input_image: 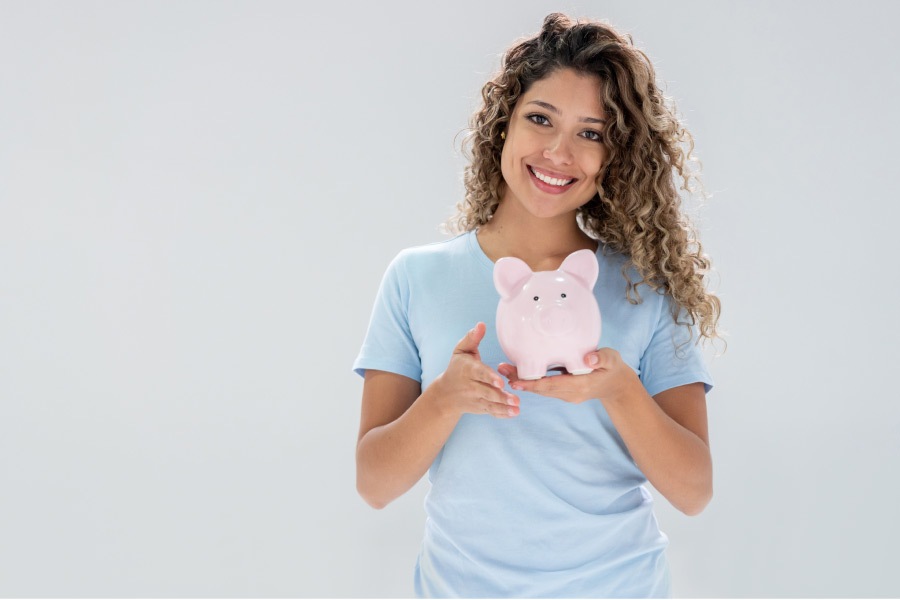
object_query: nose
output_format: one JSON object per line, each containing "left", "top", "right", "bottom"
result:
{"left": 537, "top": 304, "right": 576, "bottom": 336}
{"left": 543, "top": 134, "right": 574, "bottom": 165}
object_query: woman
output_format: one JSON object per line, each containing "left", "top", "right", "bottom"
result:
{"left": 353, "top": 12, "right": 723, "bottom": 598}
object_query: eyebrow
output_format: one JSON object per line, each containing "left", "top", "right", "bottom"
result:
{"left": 526, "top": 100, "right": 607, "bottom": 124}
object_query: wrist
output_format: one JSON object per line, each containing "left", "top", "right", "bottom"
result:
{"left": 422, "top": 375, "right": 463, "bottom": 422}
{"left": 602, "top": 368, "right": 645, "bottom": 408}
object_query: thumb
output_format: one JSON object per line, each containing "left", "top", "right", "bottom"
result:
{"left": 584, "top": 347, "right": 613, "bottom": 368}
{"left": 455, "top": 322, "right": 486, "bottom": 355}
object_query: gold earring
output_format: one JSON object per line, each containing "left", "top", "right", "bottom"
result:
{"left": 500, "top": 131, "right": 506, "bottom": 140}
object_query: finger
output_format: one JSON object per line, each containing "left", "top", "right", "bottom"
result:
{"left": 454, "top": 322, "right": 487, "bottom": 356}
{"left": 583, "top": 351, "right": 601, "bottom": 368}
{"left": 474, "top": 378, "right": 519, "bottom": 407}
{"left": 510, "top": 378, "right": 531, "bottom": 392}
{"left": 497, "top": 362, "right": 518, "bottom": 382}
{"left": 480, "top": 397, "right": 520, "bottom": 418}
{"left": 584, "top": 348, "right": 615, "bottom": 369}
{"left": 467, "top": 361, "right": 505, "bottom": 390}
{"left": 511, "top": 374, "right": 562, "bottom": 393}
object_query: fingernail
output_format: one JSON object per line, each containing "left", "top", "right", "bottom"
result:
{"left": 506, "top": 394, "right": 516, "bottom": 406}
{"left": 589, "top": 354, "right": 599, "bottom": 366}
{"left": 494, "top": 379, "right": 503, "bottom": 389}
{"left": 507, "top": 407, "right": 516, "bottom": 417}
{"left": 511, "top": 383, "right": 523, "bottom": 390}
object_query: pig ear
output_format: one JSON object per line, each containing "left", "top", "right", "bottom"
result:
{"left": 493, "top": 257, "right": 533, "bottom": 299}
{"left": 559, "top": 249, "right": 599, "bottom": 289}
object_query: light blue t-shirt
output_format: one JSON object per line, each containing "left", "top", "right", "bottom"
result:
{"left": 353, "top": 230, "right": 713, "bottom": 598}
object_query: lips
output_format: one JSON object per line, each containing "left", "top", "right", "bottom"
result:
{"left": 527, "top": 165, "right": 577, "bottom": 193}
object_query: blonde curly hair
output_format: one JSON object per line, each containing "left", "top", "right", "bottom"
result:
{"left": 443, "top": 12, "right": 724, "bottom": 349}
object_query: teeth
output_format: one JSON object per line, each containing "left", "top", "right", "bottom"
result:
{"left": 531, "top": 168, "right": 573, "bottom": 186}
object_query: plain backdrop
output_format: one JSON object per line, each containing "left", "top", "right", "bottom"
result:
{"left": 2, "top": 0, "right": 899, "bottom": 597}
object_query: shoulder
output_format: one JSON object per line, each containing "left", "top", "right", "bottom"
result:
{"left": 394, "top": 231, "right": 471, "bottom": 261}
{"left": 388, "top": 231, "right": 478, "bottom": 279}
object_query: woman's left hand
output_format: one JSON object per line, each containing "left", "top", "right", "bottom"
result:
{"left": 498, "top": 348, "right": 639, "bottom": 405}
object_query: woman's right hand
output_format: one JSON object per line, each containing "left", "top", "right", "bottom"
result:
{"left": 426, "top": 322, "right": 520, "bottom": 419}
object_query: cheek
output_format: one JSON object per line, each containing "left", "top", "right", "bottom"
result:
{"left": 578, "top": 153, "right": 605, "bottom": 187}
{"left": 500, "top": 139, "right": 516, "bottom": 168}
{"left": 500, "top": 141, "right": 528, "bottom": 184}
{"left": 585, "top": 149, "right": 606, "bottom": 175}
{"left": 499, "top": 148, "right": 513, "bottom": 185}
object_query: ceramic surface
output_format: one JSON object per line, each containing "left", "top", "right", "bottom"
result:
{"left": 493, "top": 249, "right": 602, "bottom": 380}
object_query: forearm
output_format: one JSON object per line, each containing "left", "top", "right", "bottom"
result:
{"left": 356, "top": 387, "right": 461, "bottom": 509}
{"left": 601, "top": 379, "right": 712, "bottom": 516}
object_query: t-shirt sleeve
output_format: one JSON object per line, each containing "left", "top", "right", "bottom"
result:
{"left": 352, "top": 253, "right": 422, "bottom": 382}
{"left": 638, "top": 294, "right": 714, "bottom": 398}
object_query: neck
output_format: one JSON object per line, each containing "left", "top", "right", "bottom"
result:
{"left": 476, "top": 199, "right": 598, "bottom": 269}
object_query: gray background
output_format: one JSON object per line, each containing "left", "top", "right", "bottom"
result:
{"left": 2, "top": 0, "right": 898, "bottom": 597}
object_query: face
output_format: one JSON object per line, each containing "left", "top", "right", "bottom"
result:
{"left": 499, "top": 68, "right": 608, "bottom": 222}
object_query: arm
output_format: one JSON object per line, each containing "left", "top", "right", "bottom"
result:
{"left": 356, "top": 323, "right": 520, "bottom": 509}
{"left": 600, "top": 378, "right": 712, "bottom": 516}
{"left": 355, "top": 369, "right": 460, "bottom": 509}
{"left": 500, "top": 349, "right": 712, "bottom": 516}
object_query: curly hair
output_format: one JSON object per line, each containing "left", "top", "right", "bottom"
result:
{"left": 442, "top": 12, "right": 724, "bottom": 349}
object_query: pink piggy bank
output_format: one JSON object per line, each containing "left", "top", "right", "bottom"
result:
{"left": 494, "top": 249, "right": 601, "bottom": 380}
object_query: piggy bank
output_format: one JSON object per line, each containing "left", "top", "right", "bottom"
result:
{"left": 493, "top": 249, "right": 601, "bottom": 380}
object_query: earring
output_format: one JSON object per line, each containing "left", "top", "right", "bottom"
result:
{"left": 500, "top": 131, "right": 506, "bottom": 140}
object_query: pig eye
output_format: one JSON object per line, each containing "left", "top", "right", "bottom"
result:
{"left": 561, "top": 293, "right": 567, "bottom": 298}
{"left": 533, "top": 296, "right": 539, "bottom": 301}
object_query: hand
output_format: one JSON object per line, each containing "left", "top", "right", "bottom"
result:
{"left": 498, "top": 348, "right": 639, "bottom": 405}
{"left": 428, "top": 322, "right": 520, "bottom": 419}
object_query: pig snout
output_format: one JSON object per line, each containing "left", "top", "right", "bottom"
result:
{"left": 536, "top": 303, "right": 576, "bottom": 336}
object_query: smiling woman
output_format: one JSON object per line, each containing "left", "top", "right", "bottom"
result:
{"left": 353, "top": 11, "right": 724, "bottom": 598}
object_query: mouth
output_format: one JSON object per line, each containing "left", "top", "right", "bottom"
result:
{"left": 527, "top": 165, "right": 577, "bottom": 194}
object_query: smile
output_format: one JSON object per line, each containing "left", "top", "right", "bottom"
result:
{"left": 528, "top": 166, "right": 577, "bottom": 193}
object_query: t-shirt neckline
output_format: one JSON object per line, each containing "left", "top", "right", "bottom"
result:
{"left": 467, "top": 228, "right": 496, "bottom": 272}
{"left": 466, "top": 228, "right": 602, "bottom": 273}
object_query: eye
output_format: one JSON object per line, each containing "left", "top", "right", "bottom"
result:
{"left": 526, "top": 113, "right": 550, "bottom": 126}
{"left": 581, "top": 130, "right": 603, "bottom": 142}
{"left": 533, "top": 296, "right": 539, "bottom": 301}
{"left": 560, "top": 293, "right": 566, "bottom": 298}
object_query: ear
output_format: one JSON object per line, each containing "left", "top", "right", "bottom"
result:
{"left": 493, "top": 257, "right": 533, "bottom": 299}
{"left": 558, "top": 249, "right": 599, "bottom": 289}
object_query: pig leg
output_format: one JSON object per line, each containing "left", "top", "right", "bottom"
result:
{"left": 517, "top": 359, "right": 547, "bottom": 381}
{"left": 565, "top": 356, "right": 593, "bottom": 376}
